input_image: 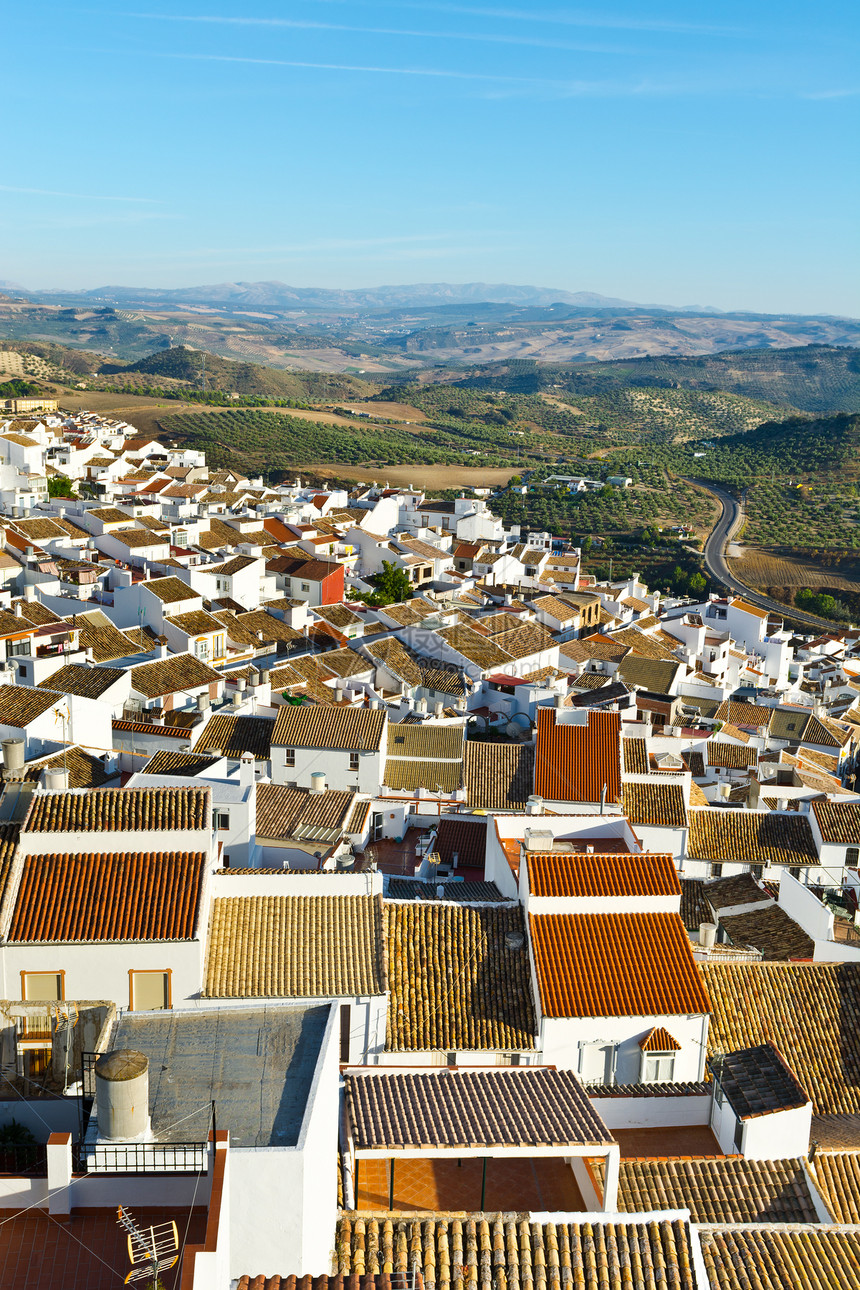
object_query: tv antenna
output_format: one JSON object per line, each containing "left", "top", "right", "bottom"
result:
{"left": 116, "top": 1206, "right": 180, "bottom": 1285}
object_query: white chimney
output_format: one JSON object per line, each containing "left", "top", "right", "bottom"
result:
{"left": 239, "top": 752, "right": 254, "bottom": 788}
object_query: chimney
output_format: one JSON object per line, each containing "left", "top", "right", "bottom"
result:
{"left": 239, "top": 752, "right": 255, "bottom": 788}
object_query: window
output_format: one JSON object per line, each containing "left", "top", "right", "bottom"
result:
{"left": 284, "top": 748, "right": 296, "bottom": 768}
{"left": 129, "top": 970, "right": 171, "bottom": 1011}
{"left": 196, "top": 640, "right": 210, "bottom": 660}
{"left": 301, "top": 582, "right": 310, "bottom": 593}
{"left": 847, "top": 848, "right": 859, "bottom": 868}
{"left": 21, "top": 971, "right": 64, "bottom": 1002}
{"left": 213, "top": 809, "right": 230, "bottom": 831}
{"left": 733, "top": 1117, "right": 744, "bottom": 1152}
{"left": 446, "top": 1051, "right": 457, "bottom": 1067}
{"left": 349, "top": 751, "right": 360, "bottom": 771}
{"left": 643, "top": 1052, "right": 676, "bottom": 1083}
{"left": 17, "top": 665, "right": 26, "bottom": 678}
{"left": 7, "top": 640, "right": 30, "bottom": 658}
{"left": 711, "top": 863, "right": 723, "bottom": 878}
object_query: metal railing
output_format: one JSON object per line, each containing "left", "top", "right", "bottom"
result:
{"left": 0, "top": 1143, "right": 47, "bottom": 1176}
{"left": 77, "top": 1141, "right": 208, "bottom": 1175}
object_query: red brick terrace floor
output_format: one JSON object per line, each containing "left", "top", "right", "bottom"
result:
{"left": 0, "top": 1207, "right": 207, "bottom": 1289}
{"left": 356, "top": 1157, "right": 586, "bottom": 1213}
{"left": 367, "top": 829, "right": 484, "bottom": 883}
{"left": 612, "top": 1126, "right": 723, "bottom": 1158}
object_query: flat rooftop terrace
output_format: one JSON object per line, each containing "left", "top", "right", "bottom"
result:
{"left": 112, "top": 1002, "right": 331, "bottom": 1148}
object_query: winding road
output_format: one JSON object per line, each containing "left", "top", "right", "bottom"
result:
{"left": 685, "top": 478, "right": 837, "bottom": 631}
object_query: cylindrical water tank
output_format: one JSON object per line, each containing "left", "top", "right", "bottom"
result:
{"left": 310, "top": 771, "right": 327, "bottom": 794}
{"left": 2, "top": 739, "right": 24, "bottom": 773}
{"left": 44, "top": 766, "right": 69, "bottom": 792}
{"left": 95, "top": 1050, "right": 149, "bottom": 1141}
{"left": 197, "top": 693, "right": 210, "bottom": 713}
{"left": 699, "top": 922, "right": 717, "bottom": 950}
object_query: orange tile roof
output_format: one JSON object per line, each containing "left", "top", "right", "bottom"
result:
{"left": 526, "top": 852, "right": 680, "bottom": 899}
{"left": 639, "top": 1025, "right": 681, "bottom": 1052}
{"left": 529, "top": 912, "right": 711, "bottom": 1018}
{"left": 8, "top": 851, "right": 205, "bottom": 942}
{"left": 534, "top": 707, "right": 621, "bottom": 803}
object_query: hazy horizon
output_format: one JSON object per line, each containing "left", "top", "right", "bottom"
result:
{"left": 4, "top": 1, "right": 858, "bottom": 316}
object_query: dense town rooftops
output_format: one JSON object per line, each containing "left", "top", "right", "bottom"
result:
{"left": 37, "top": 663, "right": 124, "bottom": 699}
{"left": 463, "top": 741, "right": 534, "bottom": 810}
{"left": 529, "top": 911, "right": 711, "bottom": 1018}
{"left": 0, "top": 685, "right": 62, "bottom": 728}
{"left": 601, "top": 1155, "right": 818, "bottom": 1225}
{"left": 255, "top": 783, "right": 359, "bottom": 841}
{"left": 700, "top": 1229, "right": 860, "bottom": 1290}
{"left": 811, "top": 799, "right": 860, "bottom": 845}
{"left": 130, "top": 653, "right": 221, "bottom": 698}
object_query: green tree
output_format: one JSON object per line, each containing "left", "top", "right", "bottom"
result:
{"left": 47, "top": 475, "right": 75, "bottom": 498}
{"left": 688, "top": 572, "right": 707, "bottom": 595}
{"left": 367, "top": 561, "right": 413, "bottom": 606}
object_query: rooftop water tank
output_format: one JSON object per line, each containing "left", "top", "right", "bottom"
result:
{"left": 95, "top": 1050, "right": 150, "bottom": 1141}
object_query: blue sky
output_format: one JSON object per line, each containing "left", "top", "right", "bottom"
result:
{"left": 3, "top": 1, "right": 858, "bottom": 313}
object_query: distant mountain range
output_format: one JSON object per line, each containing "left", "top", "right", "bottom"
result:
{"left": 9, "top": 279, "right": 730, "bottom": 314}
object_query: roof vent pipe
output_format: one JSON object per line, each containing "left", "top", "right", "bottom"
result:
{"left": 600, "top": 783, "right": 607, "bottom": 815}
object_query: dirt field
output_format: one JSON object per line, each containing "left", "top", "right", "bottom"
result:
{"left": 309, "top": 464, "right": 516, "bottom": 490}
{"left": 338, "top": 401, "right": 427, "bottom": 422}
{"left": 728, "top": 546, "right": 860, "bottom": 593}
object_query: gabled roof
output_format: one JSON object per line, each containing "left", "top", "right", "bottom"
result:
{"left": 0, "top": 685, "right": 62, "bottom": 728}
{"left": 713, "top": 1042, "right": 809, "bottom": 1119}
{"left": 17, "top": 745, "right": 114, "bottom": 790}
{"left": 622, "top": 782, "right": 688, "bottom": 829}
{"left": 193, "top": 714, "right": 275, "bottom": 760}
{"left": 71, "top": 610, "right": 151, "bottom": 662}
{"left": 205, "top": 895, "right": 386, "bottom": 997}
{"left": 143, "top": 575, "right": 197, "bottom": 603}
{"left": 437, "top": 623, "right": 513, "bottom": 669}
{"left": 527, "top": 852, "right": 680, "bottom": 899}
{"left": 700, "top": 1229, "right": 860, "bottom": 1290}
{"left": 37, "top": 663, "right": 124, "bottom": 699}
{"left": 534, "top": 708, "right": 621, "bottom": 804}
{"left": 272, "top": 704, "right": 385, "bottom": 752}
{"left": 529, "top": 911, "right": 711, "bottom": 1018}
{"left": 714, "top": 698, "right": 772, "bottom": 727}
{"left": 811, "top": 799, "right": 860, "bottom": 845}
{"left": 7, "top": 851, "right": 205, "bottom": 942}
{"left": 255, "top": 783, "right": 358, "bottom": 842}
{"left": 130, "top": 653, "right": 221, "bottom": 699}
{"left": 605, "top": 1155, "right": 818, "bottom": 1225}
{"left": 463, "top": 742, "right": 534, "bottom": 810}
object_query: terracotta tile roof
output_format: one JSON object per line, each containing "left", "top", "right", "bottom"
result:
{"left": 346, "top": 1067, "right": 613, "bottom": 1151}
{"left": 701, "top": 962, "right": 860, "bottom": 1114}
{"left": 204, "top": 895, "right": 386, "bottom": 997}
{"left": 534, "top": 708, "right": 621, "bottom": 804}
{"left": 623, "top": 738, "right": 648, "bottom": 774}
{"left": 233, "top": 610, "right": 302, "bottom": 645}
{"left": 334, "top": 1216, "right": 697, "bottom": 1290}
{"left": 618, "top": 656, "right": 681, "bottom": 693}
{"left": 413, "top": 654, "right": 468, "bottom": 696}
{"left": 714, "top": 1041, "right": 810, "bottom": 1119}
{"left": 491, "top": 623, "right": 556, "bottom": 660}
{"left": 706, "top": 741, "right": 759, "bottom": 769}
{"left": 382, "top": 758, "right": 463, "bottom": 792}
{"left": 88, "top": 506, "right": 133, "bottom": 524}
{"left": 272, "top": 704, "right": 385, "bottom": 751}
{"left": 532, "top": 593, "right": 580, "bottom": 623}
{"left": 639, "top": 1025, "right": 681, "bottom": 1051}
{"left": 577, "top": 632, "right": 629, "bottom": 663}
{"left": 385, "top": 723, "right": 464, "bottom": 761}
{"left": 13, "top": 599, "right": 63, "bottom": 626}
{"left": 719, "top": 722, "right": 752, "bottom": 743}
{"left": 143, "top": 575, "right": 197, "bottom": 603}
{"left": 688, "top": 809, "right": 818, "bottom": 866}
{"left": 530, "top": 912, "right": 711, "bottom": 1018}
{"left": 8, "top": 851, "right": 204, "bottom": 942}
{"left": 255, "top": 783, "right": 358, "bottom": 841}
{"left": 0, "top": 685, "right": 62, "bottom": 727}
{"left": 714, "top": 698, "right": 771, "bottom": 726}
{"left": 364, "top": 636, "right": 423, "bottom": 687}
{"left": 143, "top": 750, "right": 221, "bottom": 776}
{"left": 437, "top": 624, "right": 513, "bottom": 670}
{"left": 314, "top": 648, "right": 370, "bottom": 679}
{"left": 165, "top": 609, "right": 225, "bottom": 636}
{"left": 605, "top": 1156, "right": 818, "bottom": 1224}
{"left": 689, "top": 781, "right": 709, "bottom": 806}
{"left": 705, "top": 873, "right": 769, "bottom": 911}
{"left": 463, "top": 742, "right": 534, "bottom": 810}
{"left": 720, "top": 906, "right": 815, "bottom": 960}
{"left": 193, "top": 714, "right": 275, "bottom": 760}
{"left": 37, "top": 663, "right": 124, "bottom": 699}
{"left": 680, "top": 878, "right": 709, "bottom": 930}
{"left": 527, "top": 852, "right": 680, "bottom": 899}
{"left": 700, "top": 1228, "right": 860, "bottom": 1290}
{"left": 810, "top": 1151, "right": 860, "bottom": 1222}
{"left": 71, "top": 611, "right": 151, "bottom": 661}
{"left": 0, "top": 821, "right": 20, "bottom": 912}
{"left": 612, "top": 627, "right": 679, "bottom": 662}
{"left": 434, "top": 817, "right": 486, "bottom": 870}
{"left": 811, "top": 799, "right": 860, "bottom": 845}
{"left": 386, "top": 879, "right": 505, "bottom": 903}
{"left": 17, "top": 745, "right": 114, "bottom": 789}
{"left": 22, "top": 785, "right": 210, "bottom": 833}
{"left": 113, "top": 526, "right": 169, "bottom": 549}
{"left": 622, "top": 782, "right": 688, "bottom": 829}
{"left": 384, "top": 902, "right": 536, "bottom": 1051}
{"left": 682, "top": 750, "right": 706, "bottom": 778}
{"left": 130, "top": 653, "right": 221, "bottom": 699}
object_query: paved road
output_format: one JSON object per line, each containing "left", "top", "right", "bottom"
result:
{"left": 685, "top": 477, "right": 837, "bottom": 631}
